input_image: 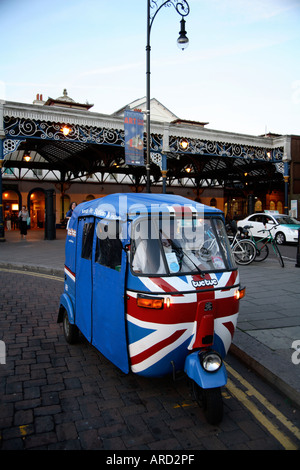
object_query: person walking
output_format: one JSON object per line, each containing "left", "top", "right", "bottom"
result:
{"left": 5, "top": 214, "right": 11, "bottom": 231}
{"left": 18, "top": 206, "right": 29, "bottom": 240}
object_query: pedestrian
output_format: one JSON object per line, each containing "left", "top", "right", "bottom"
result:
{"left": 66, "top": 202, "right": 77, "bottom": 229}
{"left": 18, "top": 205, "right": 29, "bottom": 240}
{"left": 12, "top": 212, "right": 18, "bottom": 230}
{"left": 5, "top": 213, "right": 11, "bottom": 231}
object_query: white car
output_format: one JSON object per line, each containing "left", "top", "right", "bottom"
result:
{"left": 237, "top": 212, "right": 300, "bottom": 245}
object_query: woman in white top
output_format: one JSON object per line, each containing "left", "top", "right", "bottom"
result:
{"left": 18, "top": 206, "right": 29, "bottom": 239}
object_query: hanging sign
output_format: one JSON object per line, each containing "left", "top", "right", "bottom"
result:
{"left": 124, "top": 109, "right": 144, "bottom": 166}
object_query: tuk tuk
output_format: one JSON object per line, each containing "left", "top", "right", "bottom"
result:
{"left": 58, "top": 193, "right": 244, "bottom": 424}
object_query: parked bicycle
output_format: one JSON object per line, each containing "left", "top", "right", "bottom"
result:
{"left": 244, "top": 224, "right": 284, "bottom": 267}
{"left": 226, "top": 227, "right": 256, "bottom": 265}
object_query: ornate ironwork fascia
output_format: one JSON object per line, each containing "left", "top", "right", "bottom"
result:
{"left": 3, "top": 115, "right": 285, "bottom": 165}
{"left": 168, "top": 136, "right": 284, "bottom": 162}
{"left": 4, "top": 116, "right": 125, "bottom": 147}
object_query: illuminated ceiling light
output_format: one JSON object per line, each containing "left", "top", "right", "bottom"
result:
{"left": 185, "top": 167, "right": 191, "bottom": 173}
{"left": 179, "top": 138, "right": 189, "bottom": 150}
{"left": 61, "top": 125, "right": 71, "bottom": 136}
{"left": 23, "top": 152, "right": 31, "bottom": 162}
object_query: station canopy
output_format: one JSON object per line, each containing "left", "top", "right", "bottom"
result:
{"left": 1, "top": 91, "right": 287, "bottom": 192}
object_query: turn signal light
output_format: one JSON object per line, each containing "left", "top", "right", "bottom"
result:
{"left": 234, "top": 287, "right": 246, "bottom": 300}
{"left": 137, "top": 295, "right": 164, "bottom": 309}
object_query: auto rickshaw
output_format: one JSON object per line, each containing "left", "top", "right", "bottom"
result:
{"left": 58, "top": 193, "right": 245, "bottom": 424}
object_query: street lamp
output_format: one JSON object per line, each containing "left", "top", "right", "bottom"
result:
{"left": 146, "top": 0, "right": 190, "bottom": 193}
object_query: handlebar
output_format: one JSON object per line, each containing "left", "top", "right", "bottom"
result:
{"left": 258, "top": 223, "right": 281, "bottom": 233}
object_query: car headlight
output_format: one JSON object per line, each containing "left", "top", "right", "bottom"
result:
{"left": 199, "top": 351, "right": 222, "bottom": 372}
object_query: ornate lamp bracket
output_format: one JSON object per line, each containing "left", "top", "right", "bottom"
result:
{"left": 149, "top": 0, "right": 190, "bottom": 31}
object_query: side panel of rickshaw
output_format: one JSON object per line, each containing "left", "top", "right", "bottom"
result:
{"left": 92, "top": 241, "right": 129, "bottom": 373}
{"left": 62, "top": 214, "right": 129, "bottom": 373}
{"left": 75, "top": 217, "right": 94, "bottom": 342}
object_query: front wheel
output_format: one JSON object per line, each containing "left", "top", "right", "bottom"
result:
{"left": 273, "top": 242, "right": 284, "bottom": 268}
{"left": 192, "top": 382, "right": 223, "bottom": 424}
{"left": 202, "top": 387, "right": 223, "bottom": 425}
{"left": 232, "top": 240, "right": 256, "bottom": 265}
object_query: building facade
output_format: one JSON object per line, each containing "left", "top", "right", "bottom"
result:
{"left": 0, "top": 90, "right": 298, "bottom": 237}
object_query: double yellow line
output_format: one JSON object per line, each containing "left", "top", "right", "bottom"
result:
{"left": 226, "top": 364, "right": 300, "bottom": 450}
{"left": 0, "top": 267, "right": 64, "bottom": 282}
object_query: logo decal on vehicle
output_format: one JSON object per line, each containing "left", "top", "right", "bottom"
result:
{"left": 191, "top": 278, "right": 218, "bottom": 288}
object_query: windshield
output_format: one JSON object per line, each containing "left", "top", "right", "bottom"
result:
{"left": 274, "top": 216, "right": 300, "bottom": 225}
{"left": 131, "top": 216, "right": 236, "bottom": 276}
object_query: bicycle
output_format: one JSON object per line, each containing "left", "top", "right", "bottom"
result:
{"left": 203, "top": 225, "right": 255, "bottom": 266}
{"left": 244, "top": 224, "right": 284, "bottom": 267}
{"left": 227, "top": 227, "right": 256, "bottom": 265}
{"left": 242, "top": 224, "right": 269, "bottom": 262}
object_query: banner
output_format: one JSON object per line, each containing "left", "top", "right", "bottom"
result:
{"left": 124, "top": 109, "right": 144, "bottom": 166}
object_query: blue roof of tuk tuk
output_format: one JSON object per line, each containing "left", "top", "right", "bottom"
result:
{"left": 71, "top": 193, "right": 223, "bottom": 221}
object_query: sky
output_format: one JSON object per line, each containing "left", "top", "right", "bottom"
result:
{"left": 1, "top": 0, "right": 300, "bottom": 137}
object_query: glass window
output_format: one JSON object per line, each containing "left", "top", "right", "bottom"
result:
{"left": 81, "top": 222, "right": 95, "bottom": 260}
{"left": 131, "top": 216, "right": 235, "bottom": 276}
{"left": 131, "top": 218, "right": 167, "bottom": 275}
{"left": 95, "top": 221, "right": 122, "bottom": 270}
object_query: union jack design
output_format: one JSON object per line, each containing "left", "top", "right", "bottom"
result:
{"left": 126, "top": 270, "right": 240, "bottom": 377}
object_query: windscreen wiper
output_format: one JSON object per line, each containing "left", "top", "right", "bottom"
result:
{"left": 166, "top": 236, "right": 205, "bottom": 277}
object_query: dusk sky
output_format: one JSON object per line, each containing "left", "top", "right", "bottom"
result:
{"left": 1, "top": 0, "right": 300, "bottom": 136}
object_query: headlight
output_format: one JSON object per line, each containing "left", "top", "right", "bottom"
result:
{"left": 199, "top": 351, "right": 222, "bottom": 372}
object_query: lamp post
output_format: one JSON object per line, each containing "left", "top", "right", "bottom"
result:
{"left": 146, "top": 0, "right": 190, "bottom": 193}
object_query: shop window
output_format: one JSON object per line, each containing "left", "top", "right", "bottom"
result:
{"left": 81, "top": 222, "right": 95, "bottom": 260}
{"left": 254, "top": 199, "right": 262, "bottom": 212}
{"left": 270, "top": 201, "right": 275, "bottom": 211}
{"left": 210, "top": 198, "right": 217, "bottom": 208}
{"left": 277, "top": 201, "right": 283, "bottom": 213}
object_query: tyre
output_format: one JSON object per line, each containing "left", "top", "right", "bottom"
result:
{"left": 202, "top": 387, "right": 223, "bottom": 425}
{"left": 232, "top": 240, "right": 256, "bottom": 265}
{"left": 63, "top": 310, "right": 79, "bottom": 344}
{"left": 192, "top": 382, "right": 223, "bottom": 425}
{"left": 275, "top": 232, "right": 285, "bottom": 245}
{"left": 254, "top": 242, "right": 269, "bottom": 262}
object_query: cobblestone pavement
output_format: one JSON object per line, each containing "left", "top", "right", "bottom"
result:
{"left": 0, "top": 270, "right": 298, "bottom": 451}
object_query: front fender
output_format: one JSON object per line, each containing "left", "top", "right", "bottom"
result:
{"left": 57, "top": 293, "right": 75, "bottom": 324}
{"left": 184, "top": 351, "right": 227, "bottom": 389}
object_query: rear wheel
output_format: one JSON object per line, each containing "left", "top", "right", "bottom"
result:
{"left": 63, "top": 310, "right": 79, "bottom": 344}
{"left": 275, "top": 232, "right": 285, "bottom": 245}
{"left": 232, "top": 240, "right": 256, "bottom": 265}
{"left": 254, "top": 242, "right": 269, "bottom": 262}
